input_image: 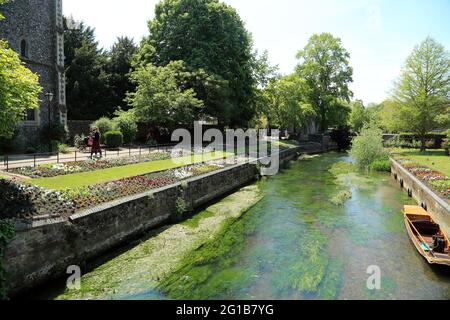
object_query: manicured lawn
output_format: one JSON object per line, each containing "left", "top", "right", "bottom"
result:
{"left": 32, "top": 151, "right": 230, "bottom": 190}
{"left": 392, "top": 149, "right": 450, "bottom": 176}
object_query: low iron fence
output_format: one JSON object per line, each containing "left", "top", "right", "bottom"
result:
{"left": 1, "top": 144, "right": 180, "bottom": 172}
{"left": 0, "top": 142, "right": 270, "bottom": 172}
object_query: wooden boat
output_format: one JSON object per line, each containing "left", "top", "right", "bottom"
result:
{"left": 403, "top": 205, "right": 450, "bottom": 266}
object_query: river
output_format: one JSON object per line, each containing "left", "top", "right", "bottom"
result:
{"left": 52, "top": 153, "right": 450, "bottom": 300}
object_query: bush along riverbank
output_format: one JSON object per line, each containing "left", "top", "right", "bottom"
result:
{"left": 56, "top": 185, "right": 263, "bottom": 300}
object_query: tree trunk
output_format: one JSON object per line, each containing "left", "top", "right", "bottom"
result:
{"left": 420, "top": 136, "right": 426, "bottom": 152}
{"left": 320, "top": 113, "right": 327, "bottom": 134}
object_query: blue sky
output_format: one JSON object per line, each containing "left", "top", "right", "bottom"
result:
{"left": 64, "top": 0, "right": 450, "bottom": 104}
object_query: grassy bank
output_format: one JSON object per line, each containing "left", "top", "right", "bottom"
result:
{"left": 32, "top": 151, "right": 230, "bottom": 190}
{"left": 392, "top": 149, "right": 449, "bottom": 176}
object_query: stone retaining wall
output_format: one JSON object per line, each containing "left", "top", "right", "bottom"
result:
{"left": 390, "top": 158, "right": 450, "bottom": 236}
{"left": 5, "top": 147, "right": 304, "bottom": 296}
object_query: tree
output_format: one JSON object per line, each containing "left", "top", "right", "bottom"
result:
{"left": 350, "top": 122, "right": 385, "bottom": 172}
{"left": 104, "top": 37, "right": 138, "bottom": 112}
{"left": 127, "top": 61, "right": 204, "bottom": 128}
{"left": 261, "top": 74, "right": 314, "bottom": 131}
{"left": 391, "top": 37, "right": 450, "bottom": 151}
{"left": 0, "top": 0, "right": 6, "bottom": 20}
{"left": 137, "top": 0, "right": 256, "bottom": 126}
{"left": 296, "top": 33, "right": 353, "bottom": 132}
{"left": 112, "top": 109, "right": 138, "bottom": 144}
{"left": 349, "top": 100, "right": 369, "bottom": 133}
{"left": 64, "top": 17, "right": 112, "bottom": 120}
{"left": 0, "top": 3, "right": 42, "bottom": 139}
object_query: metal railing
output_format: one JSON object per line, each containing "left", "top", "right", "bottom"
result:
{"left": 0, "top": 141, "right": 281, "bottom": 172}
{"left": 1, "top": 144, "right": 179, "bottom": 171}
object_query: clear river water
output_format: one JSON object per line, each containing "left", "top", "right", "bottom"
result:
{"left": 50, "top": 153, "right": 450, "bottom": 300}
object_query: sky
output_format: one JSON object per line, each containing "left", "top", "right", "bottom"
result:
{"left": 63, "top": 0, "right": 450, "bottom": 105}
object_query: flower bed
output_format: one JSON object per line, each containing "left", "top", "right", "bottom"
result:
{"left": 10, "top": 152, "right": 173, "bottom": 178}
{"left": 395, "top": 157, "right": 450, "bottom": 199}
{"left": 0, "top": 163, "right": 226, "bottom": 220}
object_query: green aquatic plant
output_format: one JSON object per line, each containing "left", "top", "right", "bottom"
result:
{"left": 316, "top": 257, "right": 344, "bottom": 300}
{"left": 330, "top": 190, "right": 352, "bottom": 206}
{"left": 159, "top": 202, "right": 265, "bottom": 299}
{"left": 272, "top": 228, "right": 329, "bottom": 294}
{"left": 328, "top": 161, "right": 355, "bottom": 176}
{"left": 364, "top": 275, "right": 396, "bottom": 300}
{"left": 369, "top": 157, "right": 391, "bottom": 172}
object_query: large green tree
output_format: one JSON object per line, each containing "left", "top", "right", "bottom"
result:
{"left": 127, "top": 61, "right": 204, "bottom": 128}
{"left": 296, "top": 33, "right": 353, "bottom": 132}
{"left": 262, "top": 74, "right": 313, "bottom": 131}
{"left": 137, "top": 0, "right": 256, "bottom": 126}
{"left": 0, "top": 1, "right": 42, "bottom": 139}
{"left": 64, "top": 18, "right": 112, "bottom": 120}
{"left": 349, "top": 100, "right": 369, "bottom": 133}
{"left": 391, "top": 37, "right": 450, "bottom": 151}
{"left": 104, "top": 37, "right": 138, "bottom": 112}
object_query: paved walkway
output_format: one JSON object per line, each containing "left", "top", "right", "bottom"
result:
{"left": 0, "top": 146, "right": 176, "bottom": 171}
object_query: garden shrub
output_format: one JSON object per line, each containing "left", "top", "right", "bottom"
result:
{"left": 57, "top": 143, "right": 70, "bottom": 154}
{"left": 91, "top": 118, "right": 114, "bottom": 143}
{"left": 369, "top": 157, "right": 391, "bottom": 172}
{"left": 399, "top": 133, "right": 446, "bottom": 149}
{"left": 104, "top": 131, "right": 123, "bottom": 149}
{"left": 350, "top": 123, "right": 386, "bottom": 172}
{"left": 112, "top": 110, "right": 138, "bottom": 145}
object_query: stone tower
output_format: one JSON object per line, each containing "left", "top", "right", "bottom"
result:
{"left": 0, "top": 0, "right": 67, "bottom": 139}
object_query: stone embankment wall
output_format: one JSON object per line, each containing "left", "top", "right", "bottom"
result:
{"left": 390, "top": 158, "right": 450, "bottom": 236}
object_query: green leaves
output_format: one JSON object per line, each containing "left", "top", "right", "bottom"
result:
{"left": 138, "top": 0, "right": 256, "bottom": 126}
{"left": 261, "top": 74, "right": 314, "bottom": 130}
{"left": 0, "top": 40, "right": 41, "bottom": 139}
{"left": 391, "top": 37, "right": 450, "bottom": 150}
{"left": 350, "top": 122, "right": 386, "bottom": 172}
{"left": 296, "top": 33, "right": 353, "bottom": 132}
{"left": 128, "top": 61, "right": 204, "bottom": 127}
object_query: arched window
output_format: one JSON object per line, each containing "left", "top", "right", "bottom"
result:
{"left": 20, "top": 39, "right": 28, "bottom": 58}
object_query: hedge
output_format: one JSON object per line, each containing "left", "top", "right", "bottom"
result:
{"left": 398, "top": 133, "right": 446, "bottom": 149}
{"left": 104, "top": 131, "right": 123, "bottom": 149}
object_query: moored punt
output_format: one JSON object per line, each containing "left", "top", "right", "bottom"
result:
{"left": 403, "top": 205, "right": 450, "bottom": 266}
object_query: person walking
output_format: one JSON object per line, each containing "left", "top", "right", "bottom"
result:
{"left": 90, "top": 127, "right": 103, "bottom": 158}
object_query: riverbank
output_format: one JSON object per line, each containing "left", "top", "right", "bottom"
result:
{"left": 49, "top": 153, "right": 450, "bottom": 300}
{"left": 4, "top": 146, "right": 305, "bottom": 297}
{"left": 57, "top": 185, "right": 263, "bottom": 299}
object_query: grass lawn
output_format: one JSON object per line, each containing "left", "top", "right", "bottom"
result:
{"left": 392, "top": 149, "right": 450, "bottom": 176}
{"left": 32, "top": 151, "right": 230, "bottom": 190}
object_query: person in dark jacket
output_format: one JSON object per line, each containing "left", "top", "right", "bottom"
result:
{"left": 90, "top": 128, "right": 103, "bottom": 158}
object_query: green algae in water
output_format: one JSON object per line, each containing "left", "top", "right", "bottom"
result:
{"left": 159, "top": 205, "right": 264, "bottom": 299}
{"left": 316, "top": 257, "right": 344, "bottom": 300}
{"left": 363, "top": 275, "right": 396, "bottom": 300}
{"left": 56, "top": 185, "right": 263, "bottom": 300}
{"left": 271, "top": 228, "right": 328, "bottom": 295}
{"left": 51, "top": 153, "right": 450, "bottom": 300}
